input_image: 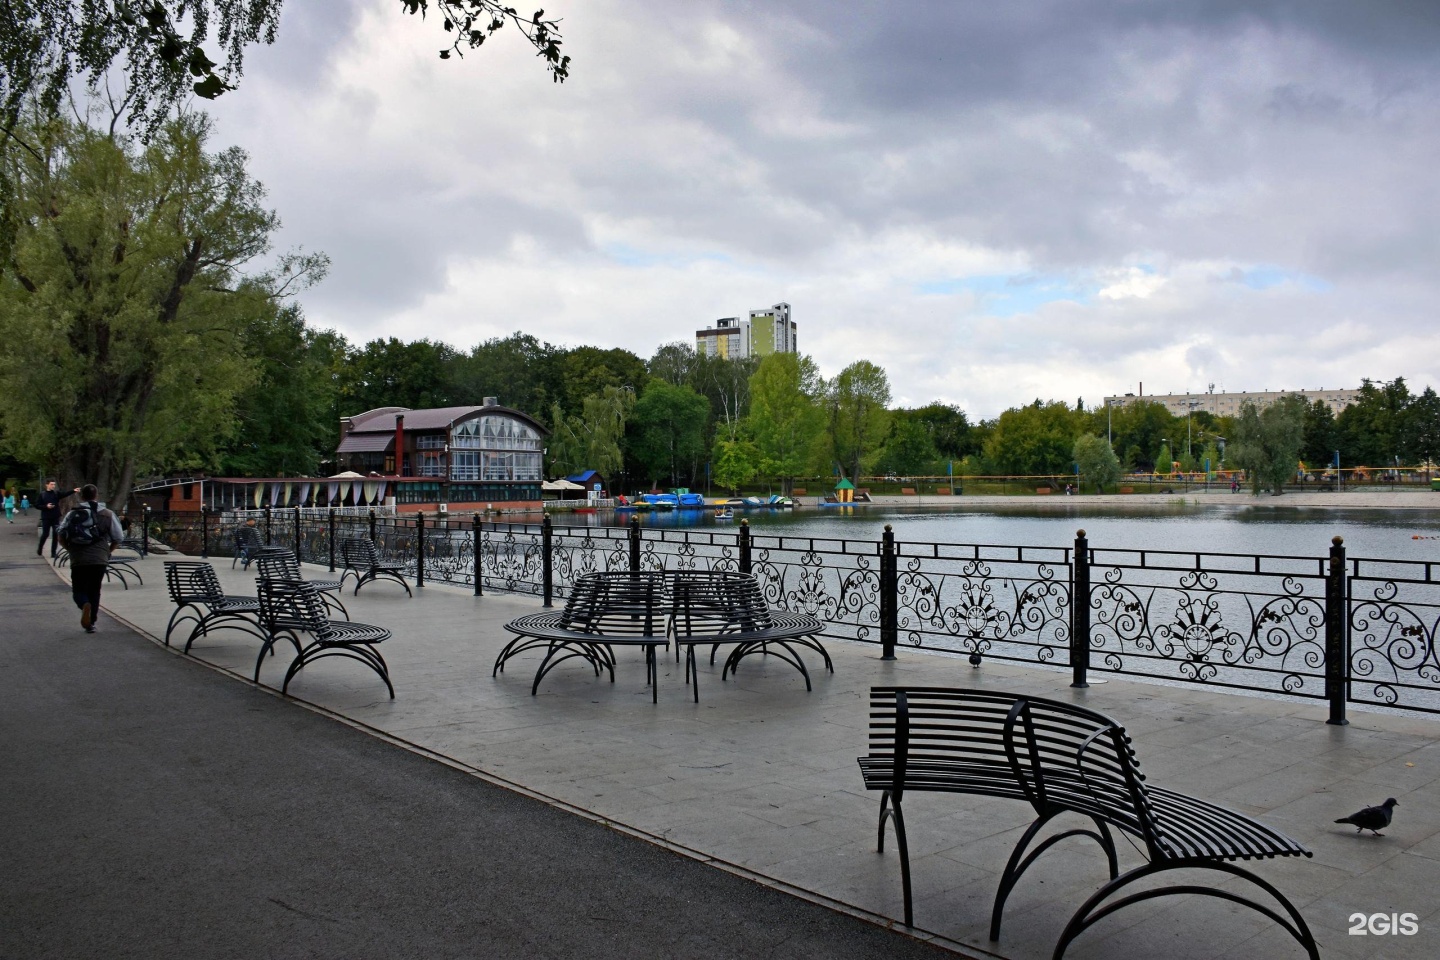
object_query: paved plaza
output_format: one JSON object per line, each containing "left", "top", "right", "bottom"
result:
{"left": 7, "top": 525, "right": 1440, "bottom": 959}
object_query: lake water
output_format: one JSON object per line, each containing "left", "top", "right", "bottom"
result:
{"left": 549, "top": 502, "right": 1440, "bottom": 562}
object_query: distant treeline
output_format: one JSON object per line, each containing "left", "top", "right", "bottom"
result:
{"left": 205, "top": 326, "right": 1440, "bottom": 494}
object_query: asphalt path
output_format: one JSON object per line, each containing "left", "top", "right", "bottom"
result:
{"left": 0, "top": 528, "right": 955, "bottom": 960}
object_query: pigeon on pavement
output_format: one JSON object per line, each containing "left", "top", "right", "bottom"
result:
{"left": 1335, "top": 798, "right": 1398, "bottom": 836}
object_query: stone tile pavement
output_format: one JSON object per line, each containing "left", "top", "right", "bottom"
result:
{"left": 74, "top": 548, "right": 1440, "bottom": 959}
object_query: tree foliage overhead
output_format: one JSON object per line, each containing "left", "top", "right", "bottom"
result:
{"left": 1, "top": 2, "right": 567, "bottom": 138}
{"left": 745, "top": 352, "right": 822, "bottom": 492}
{"left": 0, "top": 111, "right": 323, "bottom": 507}
{"left": 827, "top": 360, "right": 890, "bottom": 482}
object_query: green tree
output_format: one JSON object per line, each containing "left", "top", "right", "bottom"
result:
{"left": 448, "top": 332, "right": 557, "bottom": 416}
{"left": 628, "top": 380, "right": 708, "bottom": 487}
{"left": 554, "top": 345, "right": 647, "bottom": 420}
{"left": 1108, "top": 400, "right": 1178, "bottom": 471}
{"left": 712, "top": 437, "right": 760, "bottom": 495}
{"left": 1073, "top": 434, "right": 1121, "bottom": 492}
{"left": 338, "top": 337, "right": 457, "bottom": 413}
{"left": 1300, "top": 399, "right": 1339, "bottom": 470}
{"left": 746, "top": 352, "right": 823, "bottom": 493}
{"left": 982, "top": 401, "right": 1082, "bottom": 476}
{"left": 1155, "top": 442, "right": 1173, "bottom": 475}
{"left": 1408, "top": 386, "right": 1440, "bottom": 473}
{"left": 877, "top": 415, "right": 939, "bottom": 476}
{"left": 2, "top": 3, "right": 567, "bottom": 138}
{"left": 906, "top": 401, "right": 976, "bottom": 459}
{"left": 647, "top": 341, "right": 698, "bottom": 387}
{"left": 0, "top": 112, "right": 319, "bottom": 509}
{"left": 1337, "top": 378, "right": 1412, "bottom": 467}
{"left": 1230, "top": 396, "right": 1307, "bottom": 495}
{"left": 547, "top": 387, "right": 634, "bottom": 481}
{"left": 218, "top": 311, "right": 345, "bottom": 477}
{"left": 828, "top": 360, "right": 891, "bottom": 481}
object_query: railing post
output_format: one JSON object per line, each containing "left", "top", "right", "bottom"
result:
{"left": 200, "top": 505, "right": 209, "bottom": 559}
{"left": 473, "top": 514, "right": 483, "bottom": 596}
{"left": 738, "top": 519, "right": 752, "bottom": 575}
{"left": 1071, "top": 529, "right": 1091, "bottom": 688}
{"left": 368, "top": 508, "right": 377, "bottom": 544}
{"left": 141, "top": 505, "right": 150, "bottom": 557}
{"left": 263, "top": 504, "right": 272, "bottom": 545}
{"left": 542, "top": 514, "right": 553, "bottom": 607}
{"left": 628, "top": 516, "right": 641, "bottom": 572}
{"left": 416, "top": 511, "right": 426, "bottom": 588}
{"left": 1326, "top": 535, "right": 1349, "bottom": 725}
{"left": 328, "top": 508, "right": 337, "bottom": 572}
{"left": 880, "top": 524, "right": 897, "bottom": 660}
{"left": 293, "top": 505, "right": 302, "bottom": 560}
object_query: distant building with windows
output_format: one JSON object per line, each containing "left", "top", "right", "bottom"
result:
{"left": 695, "top": 302, "right": 796, "bottom": 359}
{"left": 1103, "top": 387, "right": 1362, "bottom": 417}
{"left": 336, "top": 398, "right": 546, "bottom": 505}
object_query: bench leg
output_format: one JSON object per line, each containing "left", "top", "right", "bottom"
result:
{"left": 876, "top": 790, "right": 914, "bottom": 927}
{"left": 991, "top": 813, "right": 1116, "bottom": 941}
{"left": 1052, "top": 859, "right": 1319, "bottom": 960}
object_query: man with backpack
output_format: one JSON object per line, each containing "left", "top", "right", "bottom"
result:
{"left": 58, "top": 484, "right": 124, "bottom": 633}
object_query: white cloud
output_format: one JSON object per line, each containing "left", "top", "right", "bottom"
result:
{"left": 202, "top": 0, "right": 1440, "bottom": 419}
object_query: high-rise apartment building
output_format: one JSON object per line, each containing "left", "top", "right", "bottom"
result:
{"left": 694, "top": 303, "right": 796, "bottom": 360}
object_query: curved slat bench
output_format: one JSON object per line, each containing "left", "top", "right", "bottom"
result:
{"left": 256, "top": 550, "right": 349, "bottom": 619}
{"left": 163, "top": 561, "right": 272, "bottom": 670}
{"left": 339, "top": 538, "right": 413, "bottom": 597}
{"left": 256, "top": 578, "right": 394, "bottom": 698}
{"left": 497, "top": 572, "right": 668, "bottom": 702}
{"left": 858, "top": 687, "right": 1317, "bottom": 960}
{"left": 667, "top": 572, "right": 829, "bottom": 703}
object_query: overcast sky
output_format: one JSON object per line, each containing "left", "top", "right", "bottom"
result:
{"left": 202, "top": 0, "right": 1440, "bottom": 418}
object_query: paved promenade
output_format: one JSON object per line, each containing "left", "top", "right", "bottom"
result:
{"left": 8, "top": 526, "right": 1440, "bottom": 959}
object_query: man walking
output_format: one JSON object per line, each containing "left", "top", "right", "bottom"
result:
{"left": 58, "top": 484, "right": 123, "bottom": 633}
{"left": 36, "top": 480, "right": 62, "bottom": 557}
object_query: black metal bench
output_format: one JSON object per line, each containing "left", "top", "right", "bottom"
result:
{"left": 340, "top": 538, "right": 413, "bottom": 597}
{"left": 858, "top": 687, "right": 1317, "bottom": 960}
{"left": 163, "top": 562, "right": 276, "bottom": 676}
{"left": 497, "top": 571, "right": 669, "bottom": 702}
{"left": 668, "top": 571, "right": 829, "bottom": 703}
{"left": 255, "top": 549, "right": 349, "bottom": 619}
{"left": 233, "top": 525, "right": 262, "bottom": 569}
{"left": 55, "top": 546, "right": 143, "bottom": 588}
{"left": 256, "top": 579, "right": 395, "bottom": 698}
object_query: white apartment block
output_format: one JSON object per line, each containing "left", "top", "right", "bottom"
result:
{"left": 1103, "top": 387, "right": 1362, "bottom": 417}
{"left": 695, "top": 302, "right": 797, "bottom": 360}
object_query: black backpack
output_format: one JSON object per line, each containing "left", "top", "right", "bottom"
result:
{"left": 62, "top": 503, "right": 102, "bottom": 547}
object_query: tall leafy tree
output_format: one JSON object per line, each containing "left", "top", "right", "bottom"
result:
{"left": 547, "top": 385, "right": 633, "bottom": 481}
{"left": 1337, "top": 378, "right": 1412, "bottom": 467}
{"left": 691, "top": 351, "right": 757, "bottom": 444}
{"left": 828, "top": 360, "right": 891, "bottom": 481}
{"left": 0, "top": 111, "right": 319, "bottom": 508}
{"left": 876, "top": 416, "right": 939, "bottom": 476}
{"left": 647, "top": 341, "right": 698, "bottom": 387}
{"left": 338, "top": 337, "right": 457, "bottom": 413}
{"left": 746, "top": 352, "right": 822, "bottom": 493}
{"left": 448, "top": 331, "right": 557, "bottom": 415}
{"left": 906, "top": 401, "right": 976, "bottom": 460}
{"left": 1073, "top": 434, "right": 1121, "bottom": 492}
{"left": 1299, "top": 399, "right": 1338, "bottom": 470}
{"left": 1107, "top": 400, "right": 1177, "bottom": 471}
{"left": 554, "top": 345, "right": 647, "bottom": 420}
{"left": 628, "top": 380, "right": 708, "bottom": 487}
{"left": 982, "top": 401, "right": 1082, "bottom": 476}
{"left": 1409, "top": 386, "right": 1440, "bottom": 473}
{"left": 218, "top": 310, "right": 345, "bottom": 477}
{"left": 1230, "top": 395, "right": 1307, "bottom": 495}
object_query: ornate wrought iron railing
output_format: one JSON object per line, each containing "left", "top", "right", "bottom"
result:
{"left": 144, "top": 507, "right": 1439, "bottom": 719}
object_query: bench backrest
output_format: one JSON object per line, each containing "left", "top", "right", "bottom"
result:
{"left": 869, "top": 687, "right": 1162, "bottom": 856}
{"left": 668, "top": 571, "right": 772, "bottom": 637}
{"left": 559, "top": 571, "right": 664, "bottom": 637}
{"left": 255, "top": 550, "right": 303, "bottom": 583}
{"left": 257, "top": 578, "right": 329, "bottom": 635}
{"left": 235, "top": 525, "right": 261, "bottom": 549}
{"left": 341, "top": 538, "right": 380, "bottom": 569}
{"left": 165, "top": 561, "right": 223, "bottom": 605}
